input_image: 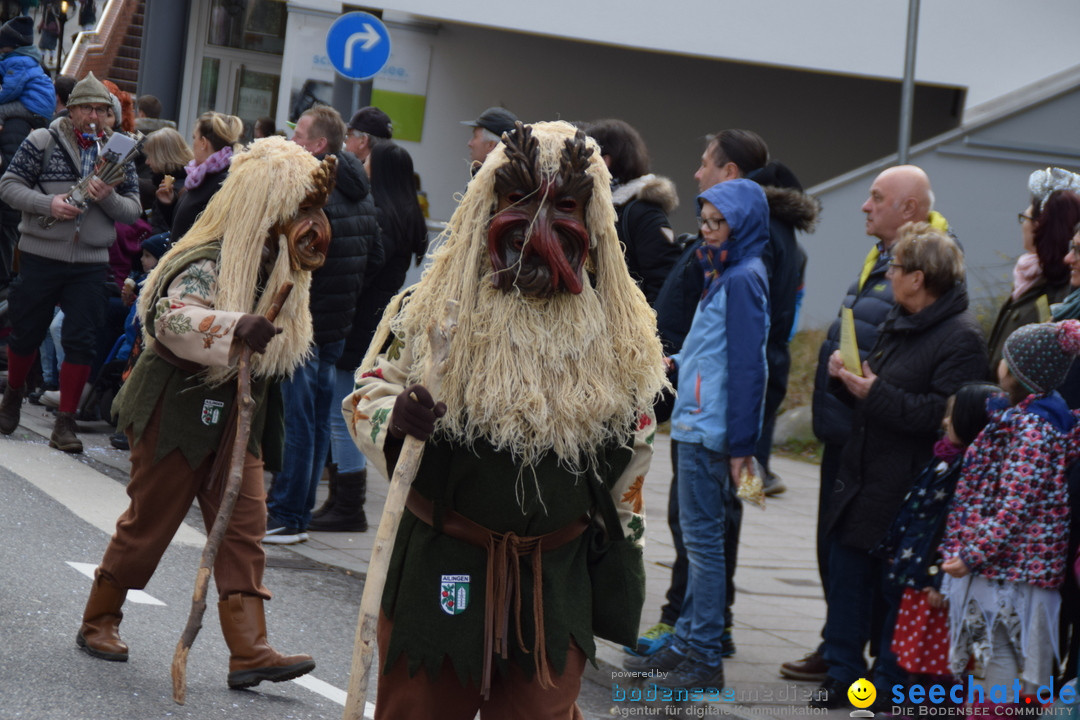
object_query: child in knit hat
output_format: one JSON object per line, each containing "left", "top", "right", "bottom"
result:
{"left": 940, "top": 320, "right": 1080, "bottom": 703}
{"left": 0, "top": 15, "right": 56, "bottom": 131}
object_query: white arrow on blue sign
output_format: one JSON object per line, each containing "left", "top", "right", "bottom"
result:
{"left": 325, "top": 11, "right": 392, "bottom": 81}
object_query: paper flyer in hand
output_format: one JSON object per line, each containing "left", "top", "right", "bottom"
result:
{"left": 839, "top": 306, "right": 863, "bottom": 377}
{"left": 99, "top": 132, "right": 136, "bottom": 161}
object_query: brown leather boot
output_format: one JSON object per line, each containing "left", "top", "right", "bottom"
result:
{"left": 0, "top": 383, "right": 24, "bottom": 435}
{"left": 50, "top": 411, "right": 83, "bottom": 453}
{"left": 76, "top": 570, "right": 129, "bottom": 662}
{"left": 218, "top": 593, "right": 315, "bottom": 689}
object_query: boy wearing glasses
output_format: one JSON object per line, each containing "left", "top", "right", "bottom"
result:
{"left": 626, "top": 178, "right": 770, "bottom": 689}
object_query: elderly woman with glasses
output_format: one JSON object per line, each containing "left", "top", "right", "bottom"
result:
{"left": 985, "top": 168, "right": 1080, "bottom": 380}
{"left": 817, "top": 222, "right": 987, "bottom": 704}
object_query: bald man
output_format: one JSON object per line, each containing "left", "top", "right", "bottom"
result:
{"left": 860, "top": 165, "right": 935, "bottom": 249}
{"left": 782, "top": 165, "right": 947, "bottom": 699}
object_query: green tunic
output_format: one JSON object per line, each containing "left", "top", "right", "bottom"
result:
{"left": 111, "top": 242, "right": 284, "bottom": 470}
{"left": 381, "top": 435, "right": 632, "bottom": 687}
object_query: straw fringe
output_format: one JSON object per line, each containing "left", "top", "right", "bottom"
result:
{"left": 139, "top": 136, "right": 324, "bottom": 384}
{"left": 365, "top": 121, "right": 669, "bottom": 470}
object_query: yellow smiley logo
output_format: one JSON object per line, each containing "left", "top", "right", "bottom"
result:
{"left": 848, "top": 678, "right": 877, "bottom": 709}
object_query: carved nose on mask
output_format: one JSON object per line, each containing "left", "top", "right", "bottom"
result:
{"left": 521, "top": 205, "right": 583, "bottom": 295}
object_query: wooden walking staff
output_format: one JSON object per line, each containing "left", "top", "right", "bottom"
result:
{"left": 171, "top": 282, "right": 295, "bottom": 705}
{"left": 343, "top": 299, "right": 460, "bottom": 720}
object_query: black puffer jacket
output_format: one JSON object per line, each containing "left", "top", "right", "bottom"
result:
{"left": 309, "top": 151, "right": 381, "bottom": 346}
{"left": 338, "top": 203, "right": 412, "bottom": 370}
{"left": 824, "top": 283, "right": 987, "bottom": 552}
{"left": 812, "top": 246, "right": 896, "bottom": 445}
{"left": 611, "top": 174, "right": 681, "bottom": 305}
{"left": 759, "top": 183, "right": 818, "bottom": 416}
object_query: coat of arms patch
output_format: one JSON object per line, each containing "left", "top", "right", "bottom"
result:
{"left": 440, "top": 574, "right": 470, "bottom": 615}
{"left": 201, "top": 399, "right": 225, "bottom": 426}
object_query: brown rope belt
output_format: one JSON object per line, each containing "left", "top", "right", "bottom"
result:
{"left": 405, "top": 488, "right": 589, "bottom": 699}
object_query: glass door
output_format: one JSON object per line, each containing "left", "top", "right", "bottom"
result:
{"left": 184, "top": 0, "right": 285, "bottom": 141}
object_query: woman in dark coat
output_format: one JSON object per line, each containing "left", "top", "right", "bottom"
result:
{"left": 155, "top": 111, "right": 242, "bottom": 242}
{"left": 142, "top": 127, "right": 191, "bottom": 233}
{"left": 316, "top": 140, "right": 425, "bottom": 532}
{"left": 586, "top": 118, "right": 680, "bottom": 305}
{"left": 814, "top": 221, "right": 988, "bottom": 707}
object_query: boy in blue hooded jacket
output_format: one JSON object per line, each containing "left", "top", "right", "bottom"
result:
{"left": 626, "top": 177, "right": 770, "bottom": 688}
{"left": 0, "top": 16, "right": 56, "bottom": 130}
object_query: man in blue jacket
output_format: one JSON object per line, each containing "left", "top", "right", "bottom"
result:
{"left": 626, "top": 178, "right": 770, "bottom": 689}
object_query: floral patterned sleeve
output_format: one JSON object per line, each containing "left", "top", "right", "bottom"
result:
{"left": 948, "top": 414, "right": 1061, "bottom": 574}
{"left": 342, "top": 327, "right": 414, "bottom": 482}
{"left": 606, "top": 411, "right": 655, "bottom": 550}
{"left": 152, "top": 258, "right": 247, "bottom": 367}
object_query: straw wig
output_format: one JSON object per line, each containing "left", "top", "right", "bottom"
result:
{"left": 140, "top": 136, "right": 333, "bottom": 384}
{"left": 362, "top": 121, "right": 669, "bottom": 469}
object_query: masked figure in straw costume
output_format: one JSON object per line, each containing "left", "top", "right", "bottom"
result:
{"left": 344, "top": 121, "right": 670, "bottom": 718}
{"left": 77, "top": 136, "right": 336, "bottom": 690}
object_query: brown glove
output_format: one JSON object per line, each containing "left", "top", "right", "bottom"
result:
{"left": 233, "top": 314, "right": 282, "bottom": 354}
{"left": 389, "top": 384, "right": 447, "bottom": 441}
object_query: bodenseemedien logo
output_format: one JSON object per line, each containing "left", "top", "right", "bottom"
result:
{"left": 849, "top": 678, "right": 876, "bottom": 718}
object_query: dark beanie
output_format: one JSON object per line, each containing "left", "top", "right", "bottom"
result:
{"left": 141, "top": 232, "right": 171, "bottom": 260}
{"left": 949, "top": 382, "right": 1003, "bottom": 447}
{"left": 0, "top": 16, "right": 33, "bottom": 48}
{"left": 1002, "top": 319, "right": 1080, "bottom": 395}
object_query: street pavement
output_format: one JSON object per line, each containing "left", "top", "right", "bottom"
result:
{"left": 7, "top": 400, "right": 850, "bottom": 719}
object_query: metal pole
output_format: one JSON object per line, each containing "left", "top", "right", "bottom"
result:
{"left": 897, "top": 0, "right": 921, "bottom": 164}
{"left": 331, "top": 75, "right": 372, "bottom": 121}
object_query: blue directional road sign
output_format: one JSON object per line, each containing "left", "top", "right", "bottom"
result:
{"left": 326, "top": 12, "right": 392, "bottom": 81}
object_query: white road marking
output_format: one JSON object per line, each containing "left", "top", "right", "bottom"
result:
{"left": 8, "top": 438, "right": 368, "bottom": 714}
{"left": 1, "top": 441, "right": 205, "bottom": 547}
{"left": 66, "top": 562, "right": 166, "bottom": 605}
{"left": 291, "top": 674, "right": 375, "bottom": 717}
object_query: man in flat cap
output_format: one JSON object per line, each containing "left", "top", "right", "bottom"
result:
{"left": 462, "top": 106, "right": 517, "bottom": 174}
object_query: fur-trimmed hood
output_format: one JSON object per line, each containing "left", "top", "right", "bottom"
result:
{"left": 610, "top": 173, "right": 679, "bottom": 214}
{"left": 762, "top": 185, "right": 821, "bottom": 233}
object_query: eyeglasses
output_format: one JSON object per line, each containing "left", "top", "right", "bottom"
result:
{"left": 888, "top": 262, "right": 907, "bottom": 273}
{"left": 348, "top": 129, "right": 369, "bottom": 141}
{"left": 1017, "top": 212, "right": 1034, "bottom": 225}
{"left": 699, "top": 216, "right": 727, "bottom": 231}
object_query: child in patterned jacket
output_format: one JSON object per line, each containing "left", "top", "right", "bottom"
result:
{"left": 878, "top": 382, "right": 1001, "bottom": 684}
{"left": 941, "top": 320, "right": 1080, "bottom": 699}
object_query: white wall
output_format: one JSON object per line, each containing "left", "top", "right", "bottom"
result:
{"left": 801, "top": 88, "right": 1080, "bottom": 331}
{"left": 378, "top": 20, "right": 962, "bottom": 237}
{"left": 379, "top": 0, "right": 1080, "bottom": 111}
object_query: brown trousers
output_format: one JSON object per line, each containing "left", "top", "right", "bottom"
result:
{"left": 99, "top": 399, "right": 270, "bottom": 599}
{"left": 374, "top": 611, "right": 585, "bottom": 720}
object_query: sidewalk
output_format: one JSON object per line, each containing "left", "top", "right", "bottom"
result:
{"left": 13, "top": 405, "right": 836, "bottom": 718}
